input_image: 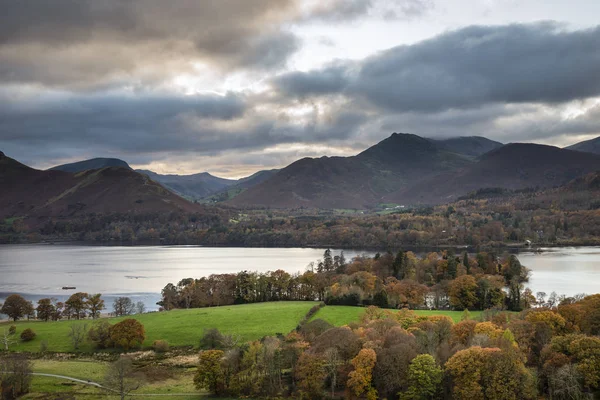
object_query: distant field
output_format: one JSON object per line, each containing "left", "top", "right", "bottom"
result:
{"left": 311, "top": 306, "right": 483, "bottom": 326}
{"left": 1, "top": 301, "right": 317, "bottom": 352}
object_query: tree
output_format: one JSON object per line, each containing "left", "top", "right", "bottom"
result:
{"left": 109, "top": 319, "right": 145, "bottom": 350}
{"left": 112, "top": 297, "right": 135, "bottom": 317}
{"left": 65, "top": 292, "right": 89, "bottom": 320}
{"left": 36, "top": 298, "right": 56, "bottom": 322}
{"left": 104, "top": 356, "right": 142, "bottom": 400}
{"left": 86, "top": 294, "right": 105, "bottom": 319}
{"left": 20, "top": 328, "right": 36, "bottom": 342}
{"left": 295, "top": 353, "right": 326, "bottom": 399}
{"left": 324, "top": 348, "right": 340, "bottom": 398}
{"left": 68, "top": 323, "right": 88, "bottom": 350}
{"left": 1, "top": 329, "right": 17, "bottom": 351}
{"left": 88, "top": 320, "right": 113, "bottom": 349}
{"left": 0, "top": 294, "right": 33, "bottom": 322}
{"left": 135, "top": 301, "right": 146, "bottom": 314}
{"left": 400, "top": 354, "right": 442, "bottom": 400}
{"left": 194, "top": 350, "right": 225, "bottom": 395}
{"left": 448, "top": 275, "right": 478, "bottom": 310}
{"left": 0, "top": 354, "right": 33, "bottom": 399}
{"left": 347, "top": 348, "right": 378, "bottom": 400}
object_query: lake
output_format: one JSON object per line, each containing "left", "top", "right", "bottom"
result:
{"left": 0, "top": 245, "right": 598, "bottom": 311}
{"left": 0, "top": 245, "right": 367, "bottom": 311}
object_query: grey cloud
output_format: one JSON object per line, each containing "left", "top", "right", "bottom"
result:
{"left": 0, "top": 0, "right": 301, "bottom": 87}
{"left": 303, "top": 0, "right": 373, "bottom": 22}
{"left": 273, "top": 23, "right": 600, "bottom": 112}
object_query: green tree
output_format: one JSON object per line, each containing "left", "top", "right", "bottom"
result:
{"left": 400, "top": 354, "right": 442, "bottom": 400}
{"left": 65, "top": 292, "right": 89, "bottom": 319}
{"left": 448, "top": 275, "right": 478, "bottom": 310}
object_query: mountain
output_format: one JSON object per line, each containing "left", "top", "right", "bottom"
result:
{"left": 136, "top": 170, "right": 236, "bottom": 200}
{"left": 229, "top": 133, "right": 473, "bottom": 209}
{"left": 566, "top": 136, "right": 600, "bottom": 155}
{"left": 205, "top": 169, "right": 280, "bottom": 202}
{"left": 385, "top": 143, "right": 600, "bottom": 205}
{"left": 429, "top": 136, "right": 503, "bottom": 157}
{"left": 50, "top": 157, "right": 131, "bottom": 172}
{"left": 0, "top": 152, "right": 200, "bottom": 221}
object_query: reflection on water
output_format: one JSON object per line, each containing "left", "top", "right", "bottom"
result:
{"left": 0, "top": 245, "right": 598, "bottom": 311}
{"left": 0, "top": 245, "right": 366, "bottom": 311}
{"left": 518, "top": 247, "right": 600, "bottom": 297}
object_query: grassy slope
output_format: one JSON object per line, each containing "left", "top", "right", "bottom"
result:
{"left": 312, "top": 306, "right": 483, "bottom": 326}
{"left": 2, "top": 301, "right": 318, "bottom": 352}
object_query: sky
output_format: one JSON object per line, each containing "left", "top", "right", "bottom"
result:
{"left": 1, "top": 0, "right": 600, "bottom": 178}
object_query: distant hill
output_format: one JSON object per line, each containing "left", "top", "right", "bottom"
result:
{"left": 229, "top": 133, "right": 473, "bottom": 209}
{"left": 429, "top": 136, "right": 503, "bottom": 157}
{"left": 50, "top": 157, "right": 131, "bottom": 172}
{"left": 566, "top": 136, "right": 600, "bottom": 155}
{"left": 137, "top": 170, "right": 236, "bottom": 200}
{"left": 385, "top": 143, "right": 600, "bottom": 205}
{"left": 0, "top": 152, "right": 201, "bottom": 222}
{"left": 205, "top": 169, "right": 280, "bottom": 202}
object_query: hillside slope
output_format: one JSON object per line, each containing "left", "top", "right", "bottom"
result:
{"left": 0, "top": 152, "right": 201, "bottom": 221}
{"left": 429, "top": 136, "right": 503, "bottom": 157}
{"left": 230, "top": 133, "right": 472, "bottom": 209}
{"left": 386, "top": 143, "right": 600, "bottom": 204}
{"left": 137, "top": 169, "right": 236, "bottom": 199}
{"left": 566, "top": 136, "right": 600, "bottom": 155}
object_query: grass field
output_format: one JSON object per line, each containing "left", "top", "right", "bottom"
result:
{"left": 1, "top": 301, "right": 318, "bottom": 352}
{"left": 21, "top": 360, "right": 203, "bottom": 399}
{"left": 311, "top": 306, "right": 484, "bottom": 326}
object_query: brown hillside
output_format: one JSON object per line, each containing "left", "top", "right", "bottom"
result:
{"left": 0, "top": 152, "right": 201, "bottom": 221}
{"left": 386, "top": 143, "right": 600, "bottom": 205}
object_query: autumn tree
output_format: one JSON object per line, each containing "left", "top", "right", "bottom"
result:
{"left": 347, "top": 348, "right": 377, "bottom": 400}
{"left": 0, "top": 294, "right": 33, "bottom": 322}
{"left": 109, "top": 319, "right": 145, "bottom": 350}
{"left": 65, "top": 292, "right": 89, "bottom": 320}
{"left": 448, "top": 275, "right": 478, "bottom": 310}
{"left": 400, "top": 354, "right": 442, "bottom": 400}
{"left": 295, "top": 353, "right": 326, "bottom": 399}
{"left": 34, "top": 298, "right": 55, "bottom": 322}
{"left": 324, "top": 348, "right": 340, "bottom": 398}
{"left": 194, "top": 350, "right": 225, "bottom": 395}
{"left": 86, "top": 293, "right": 105, "bottom": 319}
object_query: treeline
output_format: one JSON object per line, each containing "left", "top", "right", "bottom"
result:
{"left": 3, "top": 185, "right": 600, "bottom": 248}
{"left": 193, "top": 295, "right": 600, "bottom": 399}
{"left": 159, "top": 250, "right": 541, "bottom": 312}
{"left": 0, "top": 293, "right": 145, "bottom": 322}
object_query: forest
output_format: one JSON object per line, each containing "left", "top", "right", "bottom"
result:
{"left": 159, "top": 250, "right": 564, "bottom": 313}
{"left": 3, "top": 186, "right": 600, "bottom": 249}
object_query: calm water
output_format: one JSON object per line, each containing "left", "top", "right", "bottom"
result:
{"left": 0, "top": 245, "right": 598, "bottom": 311}
{"left": 0, "top": 245, "right": 366, "bottom": 311}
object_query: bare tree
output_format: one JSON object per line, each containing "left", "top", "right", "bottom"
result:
{"left": 324, "top": 347, "right": 340, "bottom": 398}
{"left": 1, "top": 329, "right": 17, "bottom": 351}
{"left": 104, "top": 356, "right": 143, "bottom": 400}
{"left": 113, "top": 297, "right": 135, "bottom": 317}
{"left": 135, "top": 301, "right": 146, "bottom": 315}
{"left": 68, "top": 322, "right": 88, "bottom": 350}
{"left": 0, "top": 354, "right": 33, "bottom": 398}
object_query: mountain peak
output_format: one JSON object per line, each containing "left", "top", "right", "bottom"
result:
{"left": 0, "top": 151, "right": 5, "bottom": 158}
{"left": 50, "top": 157, "right": 131, "bottom": 173}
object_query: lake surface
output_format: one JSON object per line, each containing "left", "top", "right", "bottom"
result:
{"left": 0, "top": 245, "right": 598, "bottom": 311}
{"left": 0, "top": 245, "right": 367, "bottom": 311}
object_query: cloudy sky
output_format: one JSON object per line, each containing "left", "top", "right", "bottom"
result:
{"left": 1, "top": 0, "right": 600, "bottom": 177}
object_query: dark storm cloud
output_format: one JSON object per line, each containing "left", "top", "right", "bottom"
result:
{"left": 273, "top": 23, "right": 600, "bottom": 112}
{"left": 0, "top": 0, "right": 301, "bottom": 87}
